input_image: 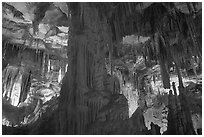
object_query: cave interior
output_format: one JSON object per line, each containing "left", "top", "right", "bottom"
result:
{"left": 2, "top": 2, "right": 202, "bottom": 135}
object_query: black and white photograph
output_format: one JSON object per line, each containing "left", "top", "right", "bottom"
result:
{"left": 2, "top": 2, "right": 202, "bottom": 135}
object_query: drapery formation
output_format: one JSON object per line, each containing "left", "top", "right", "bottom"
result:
{"left": 3, "top": 65, "right": 31, "bottom": 106}
{"left": 57, "top": 3, "right": 117, "bottom": 134}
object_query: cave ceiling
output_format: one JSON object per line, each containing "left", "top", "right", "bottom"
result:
{"left": 2, "top": 2, "right": 202, "bottom": 59}
{"left": 2, "top": 2, "right": 69, "bottom": 59}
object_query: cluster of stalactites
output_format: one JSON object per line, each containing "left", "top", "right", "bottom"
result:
{"left": 3, "top": 65, "right": 31, "bottom": 106}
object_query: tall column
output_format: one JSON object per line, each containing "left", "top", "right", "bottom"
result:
{"left": 57, "top": 3, "right": 112, "bottom": 134}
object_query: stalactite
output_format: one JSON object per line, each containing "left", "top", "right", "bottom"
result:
{"left": 18, "top": 68, "right": 31, "bottom": 105}
{"left": 41, "top": 51, "right": 46, "bottom": 78}
{"left": 161, "top": 31, "right": 186, "bottom": 89}
{"left": 113, "top": 20, "right": 119, "bottom": 41}
{"left": 174, "top": 61, "right": 183, "bottom": 89}
{"left": 3, "top": 66, "right": 21, "bottom": 104}
{"left": 65, "top": 63, "right": 68, "bottom": 73}
{"left": 154, "top": 33, "right": 170, "bottom": 89}
{"left": 44, "top": 53, "right": 48, "bottom": 77}
{"left": 47, "top": 56, "right": 50, "bottom": 73}
{"left": 185, "top": 15, "right": 201, "bottom": 58}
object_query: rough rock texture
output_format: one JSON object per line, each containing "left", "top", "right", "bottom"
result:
{"left": 2, "top": 65, "right": 31, "bottom": 106}
{"left": 130, "top": 107, "right": 149, "bottom": 134}
{"left": 149, "top": 122, "right": 161, "bottom": 135}
{"left": 2, "top": 2, "right": 202, "bottom": 135}
{"left": 166, "top": 88, "right": 196, "bottom": 135}
{"left": 57, "top": 3, "right": 112, "bottom": 134}
{"left": 2, "top": 40, "right": 62, "bottom": 129}
{"left": 2, "top": 101, "right": 27, "bottom": 126}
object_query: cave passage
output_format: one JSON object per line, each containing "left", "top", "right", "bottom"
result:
{"left": 2, "top": 2, "right": 202, "bottom": 135}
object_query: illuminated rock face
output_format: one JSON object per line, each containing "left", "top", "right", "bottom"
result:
{"left": 2, "top": 65, "right": 31, "bottom": 107}
{"left": 2, "top": 65, "right": 32, "bottom": 127}
{"left": 120, "top": 81, "right": 139, "bottom": 117}
{"left": 191, "top": 113, "right": 202, "bottom": 134}
{"left": 10, "top": 75, "right": 22, "bottom": 106}
{"left": 144, "top": 104, "right": 168, "bottom": 134}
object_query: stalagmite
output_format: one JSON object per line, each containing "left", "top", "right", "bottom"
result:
{"left": 185, "top": 15, "right": 201, "bottom": 58}
{"left": 166, "top": 90, "right": 176, "bottom": 134}
{"left": 167, "top": 87, "right": 196, "bottom": 135}
{"left": 178, "top": 87, "right": 196, "bottom": 134}
{"left": 130, "top": 107, "right": 148, "bottom": 134}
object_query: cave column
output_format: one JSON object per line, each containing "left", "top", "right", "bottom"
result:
{"left": 58, "top": 3, "right": 111, "bottom": 134}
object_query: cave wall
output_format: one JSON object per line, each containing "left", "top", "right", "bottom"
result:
{"left": 2, "top": 2, "right": 202, "bottom": 135}
{"left": 3, "top": 41, "right": 43, "bottom": 71}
